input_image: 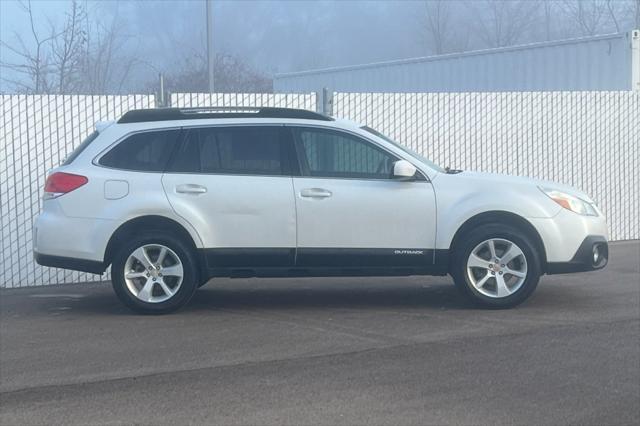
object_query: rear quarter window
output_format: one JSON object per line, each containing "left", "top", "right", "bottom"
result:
{"left": 63, "top": 131, "right": 99, "bottom": 165}
{"left": 99, "top": 130, "right": 179, "bottom": 172}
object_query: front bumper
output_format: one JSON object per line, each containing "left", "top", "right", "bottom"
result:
{"left": 546, "top": 236, "right": 608, "bottom": 274}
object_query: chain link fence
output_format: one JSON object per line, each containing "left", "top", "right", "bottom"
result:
{"left": 1, "top": 91, "right": 637, "bottom": 288}
{"left": 1, "top": 95, "right": 155, "bottom": 288}
{"left": 332, "top": 92, "right": 639, "bottom": 242}
{"left": 170, "top": 92, "right": 317, "bottom": 110}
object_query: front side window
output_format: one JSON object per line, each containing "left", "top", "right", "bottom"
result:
{"left": 293, "top": 127, "right": 397, "bottom": 179}
{"left": 360, "top": 126, "right": 444, "bottom": 173}
{"left": 169, "top": 126, "right": 287, "bottom": 175}
{"left": 99, "top": 130, "right": 179, "bottom": 171}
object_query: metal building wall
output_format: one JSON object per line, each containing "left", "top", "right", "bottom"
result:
{"left": 275, "top": 32, "right": 635, "bottom": 93}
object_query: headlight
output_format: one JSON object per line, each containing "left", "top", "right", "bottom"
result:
{"left": 539, "top": 187, "right": 598, "bottom": 216}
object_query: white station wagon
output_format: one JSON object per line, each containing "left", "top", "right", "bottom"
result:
{"left": 34, "top": 107, "right": 608, "bottom": 313}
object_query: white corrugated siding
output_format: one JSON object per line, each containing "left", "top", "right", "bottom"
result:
{"left": 275, "top": 33, "right": 633, "bottom": 93}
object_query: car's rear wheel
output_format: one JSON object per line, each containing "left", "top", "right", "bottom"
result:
{"left": 451, "top": 224, "right": 541, "bottom": 308}
{"left": 111, "top": 233, "right": 198, "bottom": 314}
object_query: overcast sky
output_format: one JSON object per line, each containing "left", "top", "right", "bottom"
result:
{"left": 1, "top": 0, "right": 636, "bottom": 93}
{"left": 0, "top": 0, "right": 426, "bottom": 80}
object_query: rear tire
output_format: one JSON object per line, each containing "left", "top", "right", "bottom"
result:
{"left": 111, "top": 233, "right": 199, "bottom": 314}
{"left": 450, "top": 223, "right": 541, "bottom": 308}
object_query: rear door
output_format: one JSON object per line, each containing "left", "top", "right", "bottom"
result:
{"left": 289, "top": 126, "right": 437, "bottom": 269}
{"left": 162, "top": 125, "right": 297, "bottom": 268}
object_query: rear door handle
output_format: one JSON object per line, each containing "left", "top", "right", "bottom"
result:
{"left": 300, "top": 188, "right": 332, "bottom": 198}
{"left": 176, "top": 184, "right": 207, "bottom": 194}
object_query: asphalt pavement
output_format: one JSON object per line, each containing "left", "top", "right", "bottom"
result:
{"left": 1, "top": 241, "right": 638, "bottom": 425}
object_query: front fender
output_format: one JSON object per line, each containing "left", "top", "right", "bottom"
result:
{"left": 433, "top": 180, "right": 561, "bottom": 249}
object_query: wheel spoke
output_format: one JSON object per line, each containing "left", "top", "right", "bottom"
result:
{"left": 505, "top": 268, "right": 526, "bottom": 278}
{"left": 156, "top": 247, "right": 168, "bottom": 266}
{"left": 162, "top": 264, "right": 183, "bottom": 277}
{"left": 157, "top": 280, "right": 174, "bottom": 296}
{"left": 131, "top": 247, "right": 153, "bottom": 269}
{"left": 468, "top": 253, "right": 489, "bottom": 269}
{"left": 487, "top": 240, "right": 497, "bottom": 259}
{"left": 475, "top": 272, "right": 491, "bottom": 289}
{"left": 501, "top": 244, "right": 522, "bottom": 265}
{"left": 125, "top": 271, "right": 146, "bottom": 279}
{"left": 495, "top": 274, "right": 510, "bottom": 297}
{"left": 137, "top": 279, "right": 155, "bottom": 302}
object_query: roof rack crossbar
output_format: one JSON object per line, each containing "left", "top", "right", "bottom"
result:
{"left": 117, "top": 107, "right": 333, "bottom": 123}
{"left": 179, "top": 107, "right": 261, "bottom": 114}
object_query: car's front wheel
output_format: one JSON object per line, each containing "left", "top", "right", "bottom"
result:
{"left": 111, "top": 233, "right": 199, "bottom": 314}
{"left": 451, "top": 224, "right": 541, "bottom": 308}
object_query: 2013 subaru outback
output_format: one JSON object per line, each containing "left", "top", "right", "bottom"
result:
{"left": 34, "top": 107, "right": 609, "bottom": 313}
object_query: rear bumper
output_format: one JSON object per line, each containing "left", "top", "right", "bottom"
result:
{"left": 34, "top": 252, "right": 105, "bottom": 275}
{"left": 546, "top": 236, "right": 608, "bottom": 274}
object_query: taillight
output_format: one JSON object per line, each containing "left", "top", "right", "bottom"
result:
{"left": 44, "top": 172, "right": 88, "bottom": 199}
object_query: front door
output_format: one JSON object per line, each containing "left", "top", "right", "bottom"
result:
{"left": 162, "top": 125, "right": 297, "bottom": 268}
{"left": 289, "top": 126, "right": 437, "bottom": 269}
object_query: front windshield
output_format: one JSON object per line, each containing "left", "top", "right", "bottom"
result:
{"left": 360, "top": 126, "right": 445, "bottom": 173}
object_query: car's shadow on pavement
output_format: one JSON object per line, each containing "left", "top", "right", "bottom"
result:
{"left": 6, "top": 274, "right": 593, "bottom": 317}
{"left": 35, "top": 278, "right": 475, "bottom": 316}
{"left": 185, "top": 279, "right": 473, "bottom": 312}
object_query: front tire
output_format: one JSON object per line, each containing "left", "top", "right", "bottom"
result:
{"left": 451, "top": 224, "right": 541, "bottom": 308}
{"left": 111, "top": 233, "right": 199, "bottom": 314}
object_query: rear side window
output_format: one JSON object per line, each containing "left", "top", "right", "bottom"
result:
{"left": 99, "top": 130, "right": 179, "bottom": 172}
{"left": 169, "top": 126, "right": 288, "bottom": 175}
{"left": 63, "top": 131, "right": 99, "bottom": 165}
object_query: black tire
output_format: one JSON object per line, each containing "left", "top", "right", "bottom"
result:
{"left": 450, "top": 223, "right": 541, "bottom": 308}
{"left": 111, "top": 232, "right": 199, "bottom": 314}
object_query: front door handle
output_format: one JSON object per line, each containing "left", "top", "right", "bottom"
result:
{"left": 176, "top": 184, "right": 207, "bottom": 194}
{"left": 300, "top": 188, "right": 332, "bottom": 198}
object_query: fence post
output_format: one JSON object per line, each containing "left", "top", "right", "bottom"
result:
{"left": 156, "top": 73, "right": 168, "bottom": 107}
{"left": 632, "top": 29, "right": 639, "bottom": 92}
{"left": 319, "top": 87, "right": 333, "bottom": 115}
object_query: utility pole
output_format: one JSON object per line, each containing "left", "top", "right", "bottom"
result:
{"left": 206, "top": 0, "right": 215, "bottom": 93}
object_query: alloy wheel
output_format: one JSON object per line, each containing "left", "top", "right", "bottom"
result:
{"left": 123, "top": 244, "right": 184, "bottom": 303}
{"left": 466, "top": 238, "right": 528, "bottom": 298}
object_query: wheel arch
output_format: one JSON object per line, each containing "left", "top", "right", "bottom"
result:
{"left": 448, "top": 211, "right": 548, "bottom": 270}
{"left": 103, "top": 215, "right": 201, "bottom": 267}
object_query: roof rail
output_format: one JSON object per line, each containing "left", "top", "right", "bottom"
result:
{"left": 117, "top": 107, "right": 333, "bottom": 124}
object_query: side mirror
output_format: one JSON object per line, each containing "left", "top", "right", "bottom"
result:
{"left": 392, "top": 160, "right": 417, "bottom": 181}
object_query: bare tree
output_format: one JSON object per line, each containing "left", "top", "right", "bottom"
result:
{"left": 626, "top": 0, "right": 640, "bottom": 28}
{"left": 468, "top": 0, "right": 541, "bottom": 48}
{"left": 543, "top": 0, "right": 556, "bottom": 41}
{"left": 0, "top": 0, "right": 56, "bottom": 92}
{"left": 424, "top": 0, "right": 453, "bottom": 55}
{"left": 560, "top": 0, "right": 609, "bottom": 36}
{"left": 50, "top": 0, "right": 87, "bottom": 93}
{"left": 161, "top": 52, "right": 272, "bottom": 93}
{"left": 1, "top": 0, "right": 139, "bottom": 94}
{"left": 79, "top": 14, "right": 138, "bottom": 94}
